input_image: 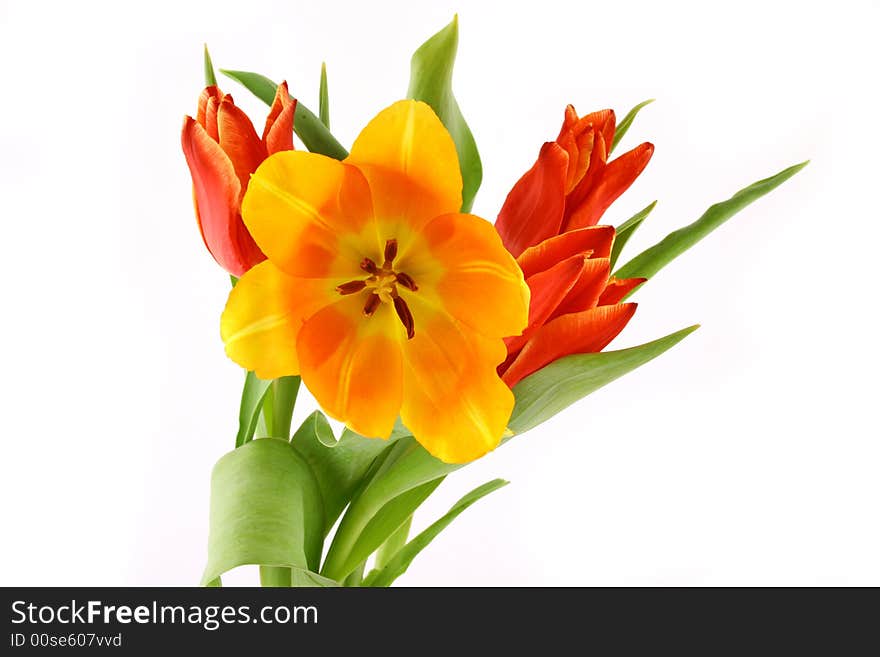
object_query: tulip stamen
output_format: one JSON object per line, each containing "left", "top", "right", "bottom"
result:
{"left": 336, "top": 280, "right": 367, "bottom": 295}
{"left": 362, "top": 293, "right": 381, "bottom": 317}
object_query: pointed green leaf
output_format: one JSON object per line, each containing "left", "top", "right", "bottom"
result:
{"left": 291, "top": 411, "right": 390, "bottom": 536}
{"left": 235, "top": 371, "right": 271, "bottom": 447}
{"left": 610, "top": 200, "right": 656, "bottom": 270}
{"left": 319, "top": 62, "right": 330, "bottom": 128}
{"left": 374, "top": 516, "right": 412, "bottom": 572}
{"left": 408, "top": 16, "right": 482, "bottom": 212}
{"left": 509, "top": 326, "right": 700, "bottom": 434}
{"left": 363, "top": 479, "right": 508, "bottom": 587}
{"left": 201, "top": 438, "right": 330, "bottom": 585}
{"left": 203, "top": 44, "right": 217, "bottom": 87}
{"left": 614, "top": 162, "right": 809, "bottom": 283}
{"left": 611, "top": 98, "right": 654, "bottom": 153}
{"left": 220, "top": 69, "right": 348, "bottom": 160}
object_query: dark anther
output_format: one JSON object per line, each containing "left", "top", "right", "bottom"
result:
{"left": 395, "top": 272, "right": 418, "bottom": 291}
{"left": 362, "top": 293, "right": 381, "bottom": 317}
{"left": 393, "top": 296, "right": 415, "bottom": 339}
{"left": 336, "top": 280, "right": 367, "bottom": 295}
{"left": 360, "top": 258, "right": 379, "bottom": 274}
{"left": 383, "top": 239, "right": 398, "bottom": 267}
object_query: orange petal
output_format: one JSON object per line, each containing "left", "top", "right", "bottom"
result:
{"left": 217, "top": 96, "right": 268, "bottom": 197}
{"left": 262, "top": 80, "right": 296, "bottom": 154}
{"left": 181, "top": 116, "right": 265, "bottom": 276}
{"left": 347, "top": 100, "right": 462, "bottom": 229}
{"left": 495, "top": 142, "right": 569, "bottom": 257}
{"left": 197, "top": 86, "right": 222, "bottom": 130}
{"left": 242, "top": 151, "right": 375, "bottom": 279}
{"left": 552, "top": 257, "right": 612, "bottom": 317}
{"left": 516, "top": 225, "right": 614, "bottom": 278}
{"left": 565, "top": 142, "right": 654, "bottom": 230}
{"left": 204, "top": 95, "right": 221, "bottom": 141}
{"left": 400, "top": 297, "right": 513, "bottom": 463}
{"left": 501, "top": 303, "right": 637, "bottom": 387}
{"left": 221, "top": 261, "right": 337, "bottom": 379}
{"left": 562, "top": 128, "right": 608, "bottom": 230}
{"left": 407, "top": 212, "right": 529, "bottom": 340}
{"left": 599, "top": 277, "right": 646, "bottom": 305}
{"left": 297, "top": 295, "right": 403, "bottom": 439}
{"left": 505, "top": 253, "right": 585, "bottom": 354}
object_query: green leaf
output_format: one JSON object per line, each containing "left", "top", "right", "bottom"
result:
{"left": 319, "top": 62, "right": 330, "bottom": 129}
{"left": 610, "top": 200, "right": 657, "bottom": 270}
{"left": 363, "top": 479, "right": 508, "bottom": 587}
{"left": 509, "top": 326, "right": 700, "bottom": 434}
{"left": 203, "top": 44, "right": 217, "bottom": 87}
{"left": 220, "top": 69, "right": 348, "bottom": 160}
{"left": 614, "top": 161, "right": 809, "bottom": 283}
{"left": 374, "top": 515, "right": 412, "bottom": 572}
{"left": 235, "top": 371, "right": 271, "bottom": 448}
{"left": 408, "top": 15, "right": 482, "bottom": 212}
{"left": 291, "top": 411, "right": 390, "bottom": 536}
{"left": 201, "top": 438, "right": 329, "bottom": 585}
{"left": 610, "top": 98, "right": 654, "bottom": 153}
{"left": 269, "top": 376, "right": 300, "bottom": 439}
{"left": 321, "top": 437, "right": 461, "bottom": 581}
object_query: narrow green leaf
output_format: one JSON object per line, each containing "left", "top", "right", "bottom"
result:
{"left": 408, "top": 16, "right": 482, "bottom": 212}
{"left": 363, "top": 479, "right": 508, "bottom": 587}
{"left": 220, "top": 69, "right": 348, "bottom": 160}
{"left": 614, "top": 161, "right": 809, "bottom": 283}
{"left": 291, "top": 411, "right": 390, "bottom": 536}
{"left": 509, "top": 326, "right": 700, "bottom": 434}
{"left": 319, "top": 62, "right": 330, "bottom": 129}
{"left": 201, "top": 438, "right": 329, "bottom": 585}
{"left": 610, "top": 200, "right": 657, "bottom": 270}
{"left": 374, "top": 515, "right": 411, "bottom": 572}
{"left": 610, "top": 98, "right": 654, "bottom": 153}
{"left": 203, "top": 44, "right": 217, "bottom": 87}
{"left": 235, "top": 371, "right": 271, "bottom": 448}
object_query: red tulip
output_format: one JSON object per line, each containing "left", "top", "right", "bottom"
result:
{"left": 181, "top": 82, "right": 296, "bottom": 277}
{"left": 496, "top": 106, "right": 652, "bottom": 387}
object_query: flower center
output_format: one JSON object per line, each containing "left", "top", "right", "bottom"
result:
{"left": 335, "top": 239, "right": 418, "bottom": 339}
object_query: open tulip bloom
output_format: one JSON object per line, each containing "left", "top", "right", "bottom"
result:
{"left": 181, "top": 18, "right": 806, "bottom": 587}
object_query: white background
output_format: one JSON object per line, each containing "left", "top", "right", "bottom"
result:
{"left": 1, "top": 0, "right": 877, "bottom": 586}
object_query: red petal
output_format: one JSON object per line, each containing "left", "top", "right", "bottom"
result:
{"left": 505, "top": 253, "right": 586, "bottom": 354}
{"left": 565, "top": 142, "right": 654, "bottom": 230}
{"left": 204, "top": 95, "right": 221, "bottom": 141}
{"left": 495, "top": 142, "right": 569, "bottom": 257}
{"left": 516, "top": 225, "right": 614, "bottom": 278}
{"left": 263, "top": 80, "right": 297, "bottom": 154}
{"left": 197, "top": 86, "right": 222, "bottom": 130}
{"left": 551, "top": 257, "right": 611, "bottom": 317}
{"left": 598, "top": 277, "right": 646, "bottom": 305}
{"left": 181, "top": 117, "right": 265, "bottom": 276}
{"left": 217, "top": 96, "right": 268, "bottom": 198}
{"left": 562, "top": 129, "right": 609, "bottom": 229}
{"left": 502, "top": 303, "right": 637, "bottom": 387}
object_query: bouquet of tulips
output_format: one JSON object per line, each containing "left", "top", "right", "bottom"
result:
{"left": 180, "top": 17, "right": 804, "bottom": 587}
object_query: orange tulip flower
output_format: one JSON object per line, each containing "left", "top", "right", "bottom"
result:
{"left": 181, "top": 82, "right": 296, "bottom": 277}
{"left": 221, "top": 100, "right": 530, "bottom": 464}
{"left": 495, "top": 106, "right": 653, "bottom": 387}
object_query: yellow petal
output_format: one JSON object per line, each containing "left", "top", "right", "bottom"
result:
{"left": 399, "top": 295, "right": 513, "bottom": 463}
{"left": 347, "top": 100, "right": 462, "bottom": 229}
{"left": 296, "top": 294, "right": 403, "bottom": 439}
{"left": 402, "top": 212, "right": 529, "bottom": 339}
{"left": 221, "top": 261, "right": 338, "bottom": 379}
{"left": 242, "top": 151, "right": 378, "bottom": 278}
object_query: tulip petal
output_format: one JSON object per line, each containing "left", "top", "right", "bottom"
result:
{"left": 563, "top": 129, "right": 608, "bottom": 229}
{"left": 262, "top": 81, "right": 296, "bottom": 154}
{"left": 181, "top": 117, "right": 265, "bottom": 276}
{"left": 400, "top": 297, "right": 513, "bottom": 463}
{"left": 598, "top": 277, "right": 646, "bottom": 305}
{"left": 217, "top": 97, "right": 269, "bottom": 196}
{"left": 501, "top": 303, "right": 637, "bottom": 387}
{"left": 197, "top": 86, "right": 222, "bottom": 128}
{"left": 242, "top": 151, "right": 376, "bottom": 278}
{"left": 405, "top": 212, "right": 529, "bottom": 340}
{"left": 565, "top": 142, "right": 654, "bottom": 230}
{"left": 347, "top": 100, "right": 462, "bottom": 228}
{"left": 516, "top": 225, "right": 614, "bottom": 278}
{"left": 297, "top": 296, "right": 403, "bottom": 439}
{"left": 221, "top": 261, "right": 337, "bottom": 380}
{"left": 495, "top": 142, "right": 569, "bottom": 257}
{"left": 552, "top": 257, "right": 612, "bottom": 317}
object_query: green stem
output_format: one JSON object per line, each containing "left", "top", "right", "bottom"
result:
{"left": 342, "top": 562, "right": 365, "bottom": 587}
{"left": 271, "top": 376, "right": 301, "bottom": 440}
{"left": 375, "top": 516, "right": 412, "bottom": 571}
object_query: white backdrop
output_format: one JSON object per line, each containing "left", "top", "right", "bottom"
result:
{"left": 1, "top": 0, "right": 877, "bottom": 586}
